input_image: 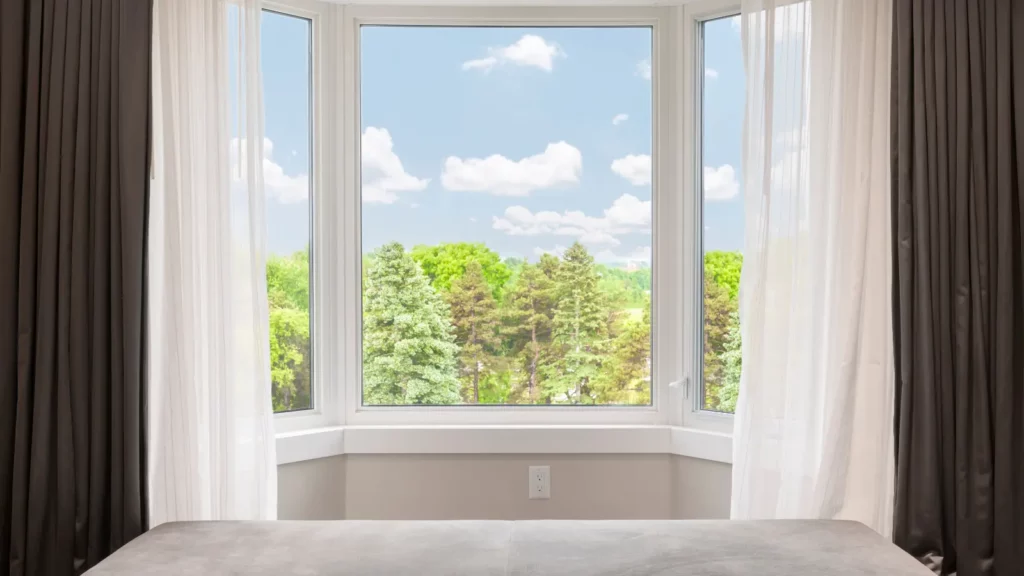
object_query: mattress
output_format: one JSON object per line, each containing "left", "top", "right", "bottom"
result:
{"left": 86, "top": 519, "right": 932, "bottom": 575}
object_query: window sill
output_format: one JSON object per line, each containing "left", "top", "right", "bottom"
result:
{"left": 276, "top": 425, "right": 732, "bottom": 466}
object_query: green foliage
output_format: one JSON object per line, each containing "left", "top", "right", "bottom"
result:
{"left": 266, "top": 241, "right": 742, "bottom": 412}
{"left": 704, "top": 251, "right": 743, "bottom": 300}
{"left": 446, "top": 261, "right": 502, "bottom": 403}
{"left": 502, "top": 262, "right": 557, "bottom": 402}
{"left": 701, "top": 251, "right": 743, "bottom": 413}
{"left": 267, "top": 250, "right": 311, "bottom": 412}
{"left": 362, "top": 242, "right": 462, "bottom": 404}
{"left": 548, "top": 243, "right": 608, "bottom": 404}
{"left": 411, "top": 242, "right": 511, "bottom": 299}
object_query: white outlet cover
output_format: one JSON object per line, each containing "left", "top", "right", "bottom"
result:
{"left": 529, "top": 465, "right": 550, "bottom": 500}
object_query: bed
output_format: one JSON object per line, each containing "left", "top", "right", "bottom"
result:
{"left": 85, "top": 519, "right": 932, "bottom": 575}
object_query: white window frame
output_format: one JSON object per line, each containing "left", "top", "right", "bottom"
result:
{"left": 680, "top": 0, "right": 741, "bottom": 434}
{"left": 269, "top": 0, "right": 740, "bottom": 437}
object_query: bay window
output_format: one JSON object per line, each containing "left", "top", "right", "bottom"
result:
{"left": 260, "top": 1, "right": 741, "bottom": 438}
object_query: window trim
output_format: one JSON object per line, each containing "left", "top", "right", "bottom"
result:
{"left": 342, "top": 5, "right": 678, "bottom": 426}
{"left": 680, "top": 0, "right": 741, "bottom": 434}
{"left": 266, "top": 0, "right": 344, "bottom": 433}
{"left": 268, "top": 0, "right": 742, "bottom": 435}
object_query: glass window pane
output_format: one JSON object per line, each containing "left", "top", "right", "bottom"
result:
{"left": 262, "top": 11, "right": 313, "bottom": 413}
{"left": 701, "top": 16, "right": 744, "bottom": 414}
{"left": 360, "top": 26, "right": 653, "bottom": 406}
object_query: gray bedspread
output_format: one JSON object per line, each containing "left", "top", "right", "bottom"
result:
{"left": 86, "top": 520, "right": 931, "bottom": 575}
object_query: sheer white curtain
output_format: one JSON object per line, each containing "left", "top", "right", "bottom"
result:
{"left": 731, "top": 0, "right": 895, "bottom": 535}
{"left": 149, "top": 0, "right": 277, "bottom": 525}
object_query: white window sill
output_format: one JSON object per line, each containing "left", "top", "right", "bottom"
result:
{"left": 276, "top": 425, "right": 732, "bottom": 466}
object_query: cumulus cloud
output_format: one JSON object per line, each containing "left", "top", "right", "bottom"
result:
{"left": 636, "top": 59, "right": 652, "bottom": 80}
{"left": 492, "top": 193, "right": 651, "bottom": 247}
{"left": 705, "top": 68, "right": 719, "bottom": 79}
{"left": 462, "top": 35, "right": 564, "bottom": 72}
{"left": 595, "top": 245, "right": 652, "bottom": 265}
{"left": 441, "top": 141, "right": 582, "bottom": 196}
{"left": 362, "top": 127, "right": 429, "bottom": 204}
{"left": 612, "top": 113, "right": 629, "bottom": 126}
{"left": 703, "top": 164, "right": 739, "bottom": 201}
{"left": 230, "top": 137, "right": 309, "bottom": 204}
{"left": 611, "top": 154, "right": 652, "bottom": 186}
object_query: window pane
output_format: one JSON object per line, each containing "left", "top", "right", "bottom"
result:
{"left": 701, "top": 16, "right": 744, "bottom": 413}
{"left": 262, "top": 11, "right": 313, "bottom": 413}
{"left": 360, "top": 26, "right": 653, "bottom": 406}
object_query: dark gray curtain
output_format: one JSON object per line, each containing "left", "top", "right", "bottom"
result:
{"left": 0, "top": 1, "right": 152, "bottom": 574}
{"left": 891, "top": 0, "right": 1024, "bottom": 575}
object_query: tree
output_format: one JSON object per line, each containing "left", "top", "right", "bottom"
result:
{"left": 266, "top": 249, "right": 311, "bottom": 411}
{"left": 703, "top": 275, "right": 733, "bottom": 410}
{"left": 704, "top": 251, "right": 743, "bottom": 300}
{"left": 446, "top": 261, "right": 501, "bottom": 403}
{"left": 363, "top": 242, "right": 461, "bottom": 404}
{"left": 411, "top": 242, "right": 511, "bottom": 298}
{"left": 548, "top": 243, "right": 608, "bottom": 404}
{"left": 503, "top": 262, "right": 556, "bottom": 402}
{"left": 594, "top": 296, "right": 651, "bottom": 403}
{"left": 718, "top": 310, "right": 742, "bottom": 413}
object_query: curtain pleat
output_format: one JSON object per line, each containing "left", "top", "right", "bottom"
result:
{"left": 0, "top": 1, "right": 152, "bottom": 575}
{"left": 891, "top": 1, "right": 1024, "bottom": 574}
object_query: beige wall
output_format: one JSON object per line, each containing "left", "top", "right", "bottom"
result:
{"left": 278, "top": 454, "right": 731, "bottom": 521}
{"left": 278, "top": 455, "right": 346, "bottom": 520}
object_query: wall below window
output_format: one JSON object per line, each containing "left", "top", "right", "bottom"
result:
{"left": 278, "top": 454, "right": 730, "bottom": 520}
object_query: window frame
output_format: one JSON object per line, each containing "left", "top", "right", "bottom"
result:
{"left": 680, "top": 0, "right": 741, "bottom": 434}
{"left": 265, "top": 0, "right": 343, "bottom": 433}
{"left": 269, "top": 0, "right": 741, "bottom": 433}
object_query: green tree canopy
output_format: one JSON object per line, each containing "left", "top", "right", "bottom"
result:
{"left": 548, "top": 243, "right": 607, "bottom": 404}
{"left": 363, "top": 242, "right": 461, "bottom": 404}
{"left": 704, "top": 251, "right": 743, "bottom": 300}
{"left": 266, "top": 249, "right": 311, "bottom": 412}
{"left": 411, "top": 242, "right": 511, "bottom": 298}
{"left": 446, "top": 261, "right": 501, "bottom": 403}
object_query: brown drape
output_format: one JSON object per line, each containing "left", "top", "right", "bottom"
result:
{"left": 0, "top": 1, "right": 152, "bottom": 575}
{"left": 891, "top": 0, "right": 1024, "bottom": 575}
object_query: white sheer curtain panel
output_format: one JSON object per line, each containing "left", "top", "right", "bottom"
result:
{"left": 149, "top": 0, "right": 277, "bottom": 525}
{"left": 731, "top": 0, "right": 895, "bottom": 535}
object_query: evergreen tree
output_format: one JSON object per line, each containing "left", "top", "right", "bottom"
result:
{"left": 503, "top": 262, "right": 556, "bottom": 402}
{"left": 703, "top": 275, "right": 733, "bottom": 410}
{"left": 549, "top": 243, "right": 607, "bottom": 404}
{"left": 363, "top": 242, "right": 461, "bottom": 404}
{"left": 718, "top": 310, "right": 742, "bottom": 413}
{"left": 446, "top": 261, "right": 501, "bottom": 403}
{"left": 594, "top": 296, "right": 651, "bottom": 403}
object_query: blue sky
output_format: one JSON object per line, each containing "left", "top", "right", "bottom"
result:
{"left": 258, "top": 14, "right": 744, "bottom": 264}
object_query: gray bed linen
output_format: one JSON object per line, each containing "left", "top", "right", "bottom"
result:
{"left": 86, "top": 520, "right": 932, "bottom": 575}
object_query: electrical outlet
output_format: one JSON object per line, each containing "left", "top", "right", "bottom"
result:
{"left": 528, "top": 465, "right": 550, "bottom": 499}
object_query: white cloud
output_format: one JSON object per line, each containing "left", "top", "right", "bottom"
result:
{"left": 611, "top": 154, "right": 651, "bottom": 186}
{"left": 492, "top": 193, "right": 651, "bottom": 247}
{"left": 230, "top": 137, "right": 309, "bottom": 204}
{"left": 469, "top": 217, "right": 477, "bottom": 223}
{"left": 636, "top": 59, "right": 651, "bottom": 80}
{"left": 441, "top": 141, "right": 582, "bottom": 196}
{"left": 705, "top": 68, "right": 719, "bottom": 79}
{"left": 410, "top": 203, "right": 420, "bottom": 209}
{"left": 595, "top": 245, "right": 652, "bottom": 265}
{"left": 291, "top": 149, "right": 298, "bottom": 157}
{"left": 462, "top": 35, "right": 564, "bottom": 72}
{"left": 703, "top": 164, "right": 739, "bottom": 201}
{"left": 362, "top": 127, "right": 429, "bottom": 204}
{"left": 612, "top": 113, "right": 629, "bottom": 126}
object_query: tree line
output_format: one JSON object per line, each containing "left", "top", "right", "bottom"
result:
{"left": 265, "top": 242, "right": 740, "bottom": 412}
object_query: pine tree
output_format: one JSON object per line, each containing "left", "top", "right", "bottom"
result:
{"left": 446, "top": 261, "right": 501, "bottom": 403}
{"left": 503, "top": 262, "right": 556, "bottom": 402}
{"left": 363, "top": 242, "right": 461, "bottom": 405}
{"left": 549, "top": 243, "right": 607, "bottom": 404}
